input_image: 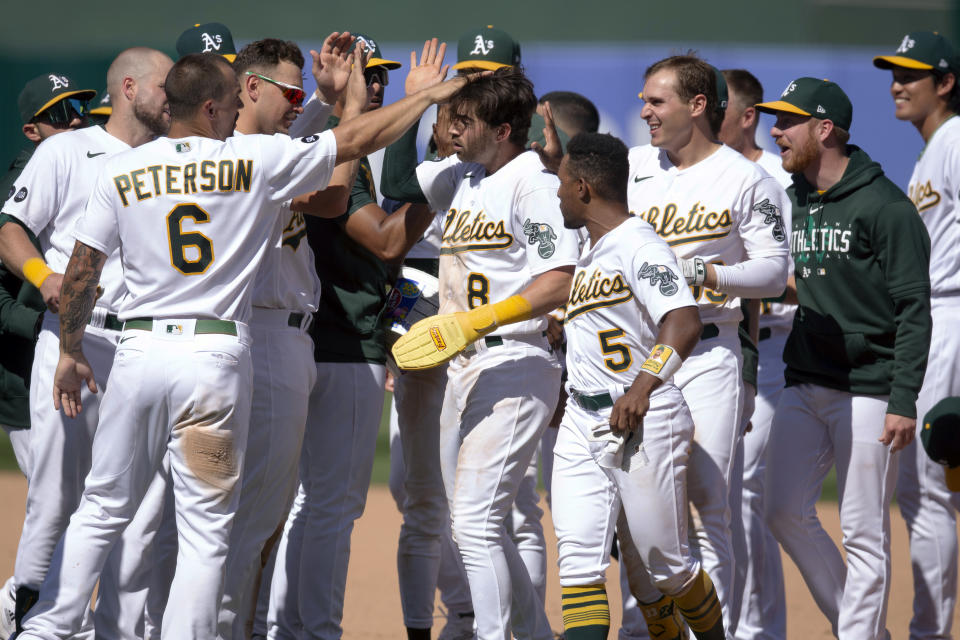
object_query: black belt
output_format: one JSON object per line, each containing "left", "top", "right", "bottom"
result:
{"left": 288, "top": 312, "right": 305, "bottom": 328}
{"left": 90, "top": 313, "right": 123, "bottom": 332}
{"left": 403, "top": 258, "right": 440, "bottom": 278}
{"left": 759, "top": 327, "right": 772, "bottom": 342}
{"left": 701, "top": 323, "right": 719, "bottom": 340}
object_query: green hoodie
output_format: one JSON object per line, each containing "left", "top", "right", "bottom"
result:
{"left": 783, "top": 146, "right": 931, "bottom": 418}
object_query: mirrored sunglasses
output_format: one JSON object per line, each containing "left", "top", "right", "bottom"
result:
{"left": 245, "top": 71, "right": 306, "bottom": 106}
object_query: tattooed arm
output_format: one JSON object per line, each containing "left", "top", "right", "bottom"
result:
{"left": 53, "top": 241, "right": 107, "bottom": 417}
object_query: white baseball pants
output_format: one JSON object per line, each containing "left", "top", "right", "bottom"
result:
{"left": 440, "top": 342, "right": 559, "bottom": 640}
{"left": 552, "top": 385, "right": 699, "bottom": 597}
{"left": 897, "top": 296, "right": 960, "bottom": 640}
{"left": 266, "top": 360, "right": 385, "bottom": 640}
{"left": 0, "top": 423, "right": 31, "bottom": 478}
{"left": 388, "top": 364, "right": 474, "bottom": 629}
{"left": 765, "top": 383, "right": 896, "bottom": 639}
{"left": 219, "top": 309, "right": 316, "bottom": 640}
{"left": 729, "top": 327, "right": 788, "bottom": 640}
{"left": 19, "top": 320, "right": 252, "bottom": 640}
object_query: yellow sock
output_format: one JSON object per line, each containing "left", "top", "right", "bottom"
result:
{"left": 673, "top": 570, "right": 724, "bottom": 639}
{"left": 561, "top": 584, "right": 609, "bottom": 640}
{"left": 638, "top": 595, "right": 686, "bottom": 640}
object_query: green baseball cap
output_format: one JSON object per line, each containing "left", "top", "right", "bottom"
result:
{"left": 453, "top": 25, "right": 521, "bottom": 71}
{"left": 89, "top": 88, "right": 111, "bottom": 116}
{"left": 348, "top": 33, "right": 401, "bottom": 70}
{"left": 873, "top": 31, "right": 959, "bottom": 74}
{"left": 712, "top": 65, "right": 728, "bottom": 113}
{"left": 176, "top": 22, "right": 237, "bottom": 62}
{"left": 18, "top": 73, "right": 96, "bottom": 125}
{"left": 920, "top": 397, "right": 960, "bottom": 491}
{"left": 756, "top": 77, "right": 853, "bottom": 131}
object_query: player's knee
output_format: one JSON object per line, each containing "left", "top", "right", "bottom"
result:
{"left": 763, "top": 498, "right": 795, "bottom": 539}
{"left": 652, "top": 567, "right": 698, "bottom": 598}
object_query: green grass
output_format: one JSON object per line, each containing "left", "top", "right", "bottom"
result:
{"left": 0, "top": 394, "right": 841, "bottom": 503}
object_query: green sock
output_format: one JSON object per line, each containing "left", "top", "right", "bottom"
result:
{"left": 561, "top": 584, "right": 609, "bottom": 640}
{"left": 673, "top": 569, "right": 724, "bottom": 640}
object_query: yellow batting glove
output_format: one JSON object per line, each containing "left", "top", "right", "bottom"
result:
{"left": 391, "top": 295, "right": 532, "bottom": 370}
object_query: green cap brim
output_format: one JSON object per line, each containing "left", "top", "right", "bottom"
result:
{"left": 452, "top": 60, "right": 511, "bottom": 71}
{"left": 755, "top": 100, "right": 813, "bottom": 117}
{"left": 873, "top": 55, "right": 934, "bottom": 70}
{"left": 367, "top": 57, "right": 401, "bottom": 70}
{"left": 947, "top": 466, "right": 960, "bottom": 492}
{"left": 34, "top": 89, "right": 98, "bottom": 119}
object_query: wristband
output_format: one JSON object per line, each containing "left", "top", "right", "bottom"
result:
{"left": 680, "top": 257, "right": 707, "bottom": 287}
{"left": 22, "top": 257, "right": 54, "bottom": 289}
{"left": 640, "top": 343, "right": 683, "bottom": 381}
{"left": 491, "top": 295, "right": 534, "bottom": 325}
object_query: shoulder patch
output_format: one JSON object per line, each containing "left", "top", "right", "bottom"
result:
{"left": 753, "top": 198, "right": 785, "bottom": 241}
{"left": 522, "top": 218, "right": 558, "bottom": 258}
{"left": 13, "top": 187, "right": 27, "bottom": 203}
{"left": 301, "top": 135, "right": 319, "bottom": 144}
{"left": 637, "top": 261, "right": 679, "bottom": 296}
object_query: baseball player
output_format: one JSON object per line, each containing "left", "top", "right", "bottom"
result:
{"left": 757, "top": 77, "right": 931, "bottom": 639}
{"left": 216, "top": 34, "right": 357, "bottom": 640}
{"left": 15, "top": 49, "right": 469, "bottom": 640}
{"left": 552, "top": 131, "right": 724, "bottom": 640}
{"left": 384, "top": 99, "right": 476, "bottom": 640}
{"left": 717, "top": 68, "right": 792, "bottom": 640}
{"left": 0, "top": 71, "right": 96, "bottom": 638}
{"left": 389, "top": 67, "right": 580, "bottom": 640}
{"left": 873, "top": 30, "right": 960, "bottom": 639}
{"left": 627, "top": 54, "right": 791, "bottom": 634}
{"left": 264, "top": 36, "right": 444, "bottom": 640}
{"left": 0, "top": 48, "right": 173, "bottom": 637}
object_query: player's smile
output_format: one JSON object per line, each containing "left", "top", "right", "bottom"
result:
{"left": 890, "top": 68, "right": 937, "bottom": 122}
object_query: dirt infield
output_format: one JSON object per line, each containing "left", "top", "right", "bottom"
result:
{"left": 1, "top": 471, "right": 957, "bottom": 638}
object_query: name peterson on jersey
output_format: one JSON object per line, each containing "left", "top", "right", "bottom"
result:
{"left": 564, "top": 217, "right": 697, "bottom": 393}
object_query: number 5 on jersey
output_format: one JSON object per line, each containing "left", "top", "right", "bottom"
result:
{"left": 598, "top": 328, "right": 632, "bottom": 372}
{"left": 168, "top": 203, "right": 214, "bottom": 274}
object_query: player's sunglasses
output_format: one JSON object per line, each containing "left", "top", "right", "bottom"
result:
{"left": 33, "top": 98, "right": 89, "bottom": 126}
{"left": 364, "top": 67, "right": 389, "bottom": 87}
{"left": 245, "top": 71, "right": 306, "bottom": 106}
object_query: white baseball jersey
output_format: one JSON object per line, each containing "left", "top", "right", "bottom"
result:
{"left": 907, "top": 114, "right": 960, "bottom": 297}
{"left": 756, "top": 150, "right": 793, "bottom": 189}
{"left": 627, "top": 144, "right": 790, "bottom": 326}
{"left": 564, "top": 216, "right": 697, "bottom": 393}
{"left": 75, "top": 131, "right": 337, "bottom": 322}
{"left": 416, "top": 150, "right": 579, "bottom": 336}
{"left": 250, "top": 203, "right": 321, "bottom": 312}
{"left": 755, "top": 150, "right": 796, "bottom": 330}
{"left": 404, "top": 213, "right": 443, "bottom": 260}
{"left": 3, "top": 125, "right": 129, "bottom": 312}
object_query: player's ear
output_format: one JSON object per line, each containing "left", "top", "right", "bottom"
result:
{"left": 22, "top": 123, "right": 42, "bottom": 144}
{"left": 495, "top": 123, "right": 511, "bottom": 142}
{"left": 741, "top": 106, "right": 757, "bottom": 129}
{"left": 243, "top": 72, "right": 259, "bottom": 100}
{"left": 121, "top": 76, "right": 137, "bottom": 103}
{"left": 689, "top": 93, "right": 707, "bottom": 118}
{"left": 936, "top": 71, "right": 956, "bottom": 98}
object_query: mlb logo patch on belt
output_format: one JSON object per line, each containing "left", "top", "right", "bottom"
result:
{"left": 165, "top": 324, "right": 184, "bottom": 335}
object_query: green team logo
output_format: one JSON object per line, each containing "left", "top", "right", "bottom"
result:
{"left": 522, "top": 218, "right": 557, "bottom": 258}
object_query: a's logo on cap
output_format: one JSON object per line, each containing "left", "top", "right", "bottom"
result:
{"left": 817, "top": 105, "right": 826, "bottom": 114}
{"left": 201, "top": 32, "right": 223, "bottom": 52}
{"left": 470, "top": 35, "right": 494, "bottom": 56}
{"left": 355, "top": 35, "right": 376, "bottom": 53}
{"left": 48, "top": 75, "right": 69, "bottom": 91}
{"left": 782, "top": 81, "right": 797, "bottom": 97}
{"left": 940, "top": 58, "right": 949, "bottom": 68}
{"left": 896, "top": 34, "right": 916, "bottom": 54}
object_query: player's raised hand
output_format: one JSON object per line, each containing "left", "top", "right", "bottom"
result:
{"left": 609, "top": 386, "right": 651, "bottom": 435}
{"left": 531, "top": 101, "right": 563, "bottom": 174}
{"left": 53, "top": 352, "right": 97, "bottom": 418}
{"left": 311, "top": 31, "right": 355, "bottom": 104}
{"left": 879, "top": 413, "right": 916, "bottom": 452}
{"left": 343, "top": 43, "right": 373, "bottom": 119}
{"left": 40, "top": 272, "right": 64, "bottom": 313}
{"left": 405, "top": 38, "right": 450, "bottom": 96}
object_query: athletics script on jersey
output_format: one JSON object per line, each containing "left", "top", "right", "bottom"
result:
{"left": 909, "top": 180, "right": 941, "bottom": 213}
{"left": 440, "top": 208, "right": 513, "bottom": 254}
{"left": 566, "top": 269, "right": 634, "bottom": 320}
{"left": 633, "top": 202, "right": 733, "bottom": 247}
{"left": 112, "top": 159, "right": 253, "bottom": 206}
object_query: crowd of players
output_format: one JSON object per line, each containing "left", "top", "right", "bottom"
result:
{"left": 0, "top": 19, "right": 957, "bottom": 640}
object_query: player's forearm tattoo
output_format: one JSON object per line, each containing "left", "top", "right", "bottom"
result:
{"left": 60, "top": 242, "right": 107, "bottom": 354}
